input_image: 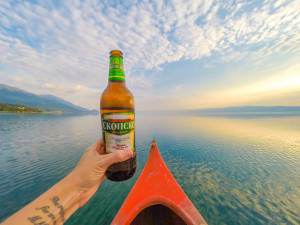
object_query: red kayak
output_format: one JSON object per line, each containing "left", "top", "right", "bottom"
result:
{"left": 111, "top": 140, "right": 207, "bottom": 225}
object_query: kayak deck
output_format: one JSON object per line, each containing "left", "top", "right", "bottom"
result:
{"left": 111, "top": 140, "right": 207, "bottom": 225}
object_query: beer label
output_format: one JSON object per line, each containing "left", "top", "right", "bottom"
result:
{"left": 101, "top": 112, "right": 135, "bottom": 153}
{"left": 109, "top": 56, "right": 125, "bottom": 81}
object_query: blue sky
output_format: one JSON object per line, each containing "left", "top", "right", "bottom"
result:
{"left": 0, "top": 0, "right": 299, "bottom": 110}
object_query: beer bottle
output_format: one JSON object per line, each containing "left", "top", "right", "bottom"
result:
{"left": 100, "top": 50, "right": 136, "bottom": 181}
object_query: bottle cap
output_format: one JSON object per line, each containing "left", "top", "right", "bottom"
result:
{"left": 110, "top": 50, "right": 123, "bottom": 58}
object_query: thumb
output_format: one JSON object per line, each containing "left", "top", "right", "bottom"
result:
{"left": 101, "top": 150, "right": 133, "bottom": 168}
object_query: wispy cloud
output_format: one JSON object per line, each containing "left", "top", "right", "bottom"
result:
{"left": 13, "top": 77, "right": 23, "bottom": 82}
{"left": 41, "top": 83, "right": 64, "bottom": 91}
{"left": 0, "top": 0, "right": 299, "bottom": 109}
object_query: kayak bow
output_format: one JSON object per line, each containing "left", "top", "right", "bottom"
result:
{"left": 111, "top": 140, "right": 207, "bottom": 225}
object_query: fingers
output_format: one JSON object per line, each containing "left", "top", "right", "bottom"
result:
{"left": 100, "top": 150, "right": 133, "bottom": 168}
{"left": 92, "top": 138, "right": 104, "bottom": 155}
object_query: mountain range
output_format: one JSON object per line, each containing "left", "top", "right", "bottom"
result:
{"left": 0, "top": 84, "right": 98, "bottom": 114}
{"left": 185, "top": 106, "right": 300, "bottom": 114}
{"left": 140, "top": 105, "right": 300, "bottom": 116}
{"left": 1, "top": 84, "right": 299, "bottom": 115}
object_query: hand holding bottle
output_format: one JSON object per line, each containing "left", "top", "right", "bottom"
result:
{"left": 1, "top": 138, "right": 133, "bottom": 225}
{"left": 68, "top": 137, "right": 133, "bottom": 206}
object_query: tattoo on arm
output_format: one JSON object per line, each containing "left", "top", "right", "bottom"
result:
{"left": 50, "top": 196, "right": 65, "bottom": 222}
{"left": 48, "top": 213, "right": 56, "bottom": 225}
{"left": 28, "top": 216, "right": 42, "bottom": 223}
{"left": 50, "top": 196, "right": 60, "bottom": 206}
{"left": 28, "top": 196, "right": 64, "bottom": 225}
{"left": 35, "top": 205, "right": 56, "bottom": 224}
{"left": 27, "top": 215, "right": 49, "bottom": 225}
{"left": 36, "top": 206, "right": 50, "bottom": 214}
{"left": 58, "top": 205, "right": 65, "bottom": 222}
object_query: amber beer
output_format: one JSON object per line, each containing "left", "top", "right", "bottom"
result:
{"left": 100, "top": 50, "right": 136, "bottom": 181}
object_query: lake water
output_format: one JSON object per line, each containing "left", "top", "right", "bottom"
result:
{"left": 0, "top": 113, "right": 300, "bottom": 225}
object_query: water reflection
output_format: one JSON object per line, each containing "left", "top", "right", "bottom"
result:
{"left": 1, "top": 113, "right": 300, "bottom": 225}
{"left": 138, "top": 114, "right": 300, "bottom": 152}
{"left": 137, "top": 114, "right": 300, "bottom": 225}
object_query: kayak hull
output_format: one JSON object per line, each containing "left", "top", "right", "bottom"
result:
{"left": 111, "top": 140, "right": 207, "bottom": 225}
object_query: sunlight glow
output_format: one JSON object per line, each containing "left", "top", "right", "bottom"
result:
{"left": 193, "top": 67, "right": 300, "bottom": 108}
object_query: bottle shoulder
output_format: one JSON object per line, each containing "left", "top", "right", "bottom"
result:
{"left": 101, "top": 84, "right": 134, "bottom": 98}
{"left": 100, "top": 83, "right": 134, "bottom": 109}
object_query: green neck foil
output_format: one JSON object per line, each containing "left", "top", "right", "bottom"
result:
{"left": 109, "top": 56, "right": 125, "bottom": 81}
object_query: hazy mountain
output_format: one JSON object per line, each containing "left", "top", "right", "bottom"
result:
{"left": 138, "top": 106, "right": 300, "bottom": 117}
{"left": 0, "top": 84, "right": 98, "bottom": 114}
{"left": 186, "top": 106, "right": 300, "bottom": 114}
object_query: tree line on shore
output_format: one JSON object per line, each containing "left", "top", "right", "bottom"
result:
{"left": 0, "top": 102, "right": 44, "bottom": 113}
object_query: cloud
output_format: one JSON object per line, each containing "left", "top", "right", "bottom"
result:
{"left": 74, "top": 85, "right": 82, "bottom": 91}
{"left": 1, "top": 0, "right": 299, "bottom": 72}
{"left": 41, "top": 83, "right": 64, "bottom": 91}
{"left": 13, "top": 77, "right": 23, "bottom": 82}
{"left": 0, "top": 0, "right": 299, "bottom": 109}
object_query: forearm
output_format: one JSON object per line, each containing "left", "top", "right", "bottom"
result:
{"left": 2, "top": 174, "right": 80, "bottom": 225}
{"left": 1, "top": 138, "right": 131, "bottom": 225}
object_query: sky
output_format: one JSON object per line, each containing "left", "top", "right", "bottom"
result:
{"left": 0, "top": 0, "right": 300, "bottom": 110}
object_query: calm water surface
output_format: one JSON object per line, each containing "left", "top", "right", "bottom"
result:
{"left": 0, "top": 113, "right": 300, "bottom": 225}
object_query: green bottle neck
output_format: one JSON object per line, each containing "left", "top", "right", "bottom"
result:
{"left": 109, "top": 56, "right": 125, "bottom": 82}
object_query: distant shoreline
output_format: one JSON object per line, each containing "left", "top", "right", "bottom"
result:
{"left": 0, "top": 111, "right": 62, "bottom": 114}
{"left": 0, "top": 111, "right": 100, "bottom": 115}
